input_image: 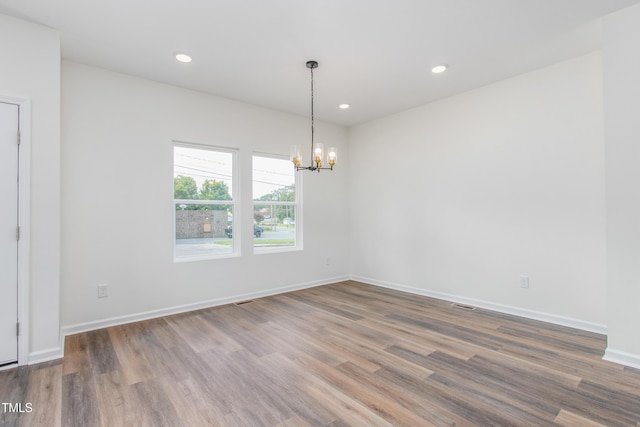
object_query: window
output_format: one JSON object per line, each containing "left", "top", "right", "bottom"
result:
{"left": 174, "top": 143, "right": 237, "bottom": 260}
{"left": 253, "top": 154, "right": 300, "bottom": 252}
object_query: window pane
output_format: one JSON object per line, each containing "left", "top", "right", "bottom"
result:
{"left": 175, "top": 203, "right": 233, "bottom": 258}
{"left": 174, "top": 143, "right": 236, "bottom": 261}
{"left": 253, "top": 155, "right": 298, "bottom": 252}
{"left": 253, "top": 204, "right": 296, "bottom": 249}
{"left": 252, "top": 156, "right": 295, "bottom": 201}
{"left": 174, "top": 146, "right": 233, "bottom": 199}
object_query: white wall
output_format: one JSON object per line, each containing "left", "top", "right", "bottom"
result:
{"left": 603, "top": 3, "right": 640, "bottom": 367}
{"left": 0, "top": 14, "right": 61, "bottom": 362}
{"left": 60, "top": 61, "right": 349, "bottom": 330}
{"left": 349, "top": 52, "right": 607, "bottom": 329}
{"left": 6, "top": 8, "right": 633, "bottom": 366}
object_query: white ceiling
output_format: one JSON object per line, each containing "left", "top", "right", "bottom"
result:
{"left": 1, "top": 0, "right": 639, "bottom": 126}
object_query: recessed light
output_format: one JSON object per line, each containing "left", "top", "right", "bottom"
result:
{"left": 175, "top": 53, "right": 192, "bottom": 63}
{"left": 339, "top": 104, "right": 350, "bottom": 109}
{"left": 431, "top": 64, "right": 447, "bottom": 74}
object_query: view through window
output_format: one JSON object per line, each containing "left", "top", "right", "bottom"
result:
{"left": 253, "top": 154, "right": 299, "bottom": 252}
{"left": 174, "top": 144, "right": 236, "bottom": 260}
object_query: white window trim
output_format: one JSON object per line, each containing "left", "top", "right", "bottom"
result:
{"left": 172, "top": 141, "right": 239, "bottom": 262}
{"left": 252, "top": 152, "right": 302, "bottom": 254}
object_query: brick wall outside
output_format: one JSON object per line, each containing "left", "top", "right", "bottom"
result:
{"left": 175, "top": 209, "right": 228, "bottom": 238}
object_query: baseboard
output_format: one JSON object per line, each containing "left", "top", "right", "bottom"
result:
{"left": 28, "top": 346, "right": 63, "bottom": 365}
{"left": 61, "top": 276, "right": 349, "bottom": 337}
{"left": 350, "top": 275, "right": 608, "bottom": 335}
{"left": 603, "top": 348, "right": 640, "bottom": 370}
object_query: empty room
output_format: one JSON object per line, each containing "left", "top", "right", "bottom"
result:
{"left": 1, "top": 0, "right": 640, "bottom": 425}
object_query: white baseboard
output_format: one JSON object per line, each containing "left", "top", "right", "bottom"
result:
{"left": 28, "top": 346, "right": 63, "bottom": 365}
{"left": 61, "top": 276, "right": 349, "bottom": 337}
{"left": 603, "top": 348, "right": 640, "bottom": 370}
{"left": 350, "top": 275, "right": 608, "bottom": 335}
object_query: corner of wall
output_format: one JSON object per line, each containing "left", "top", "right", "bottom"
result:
{"left": 603, "top": 348, "right": 640, "bottom": 370}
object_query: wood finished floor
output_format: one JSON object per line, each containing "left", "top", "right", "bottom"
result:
{"left": 2, "top": 281, "right": 640, "bottom": 426}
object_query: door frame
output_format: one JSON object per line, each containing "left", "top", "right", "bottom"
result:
{"left": 1, "top": 95, "right": 31, "bottom": 366}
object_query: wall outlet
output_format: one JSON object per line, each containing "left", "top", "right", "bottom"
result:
{"left": 97, "top": 284, "right": 108, "bottom": 298}
{"left": 326, "top": 257, "right": 331, "bottom": 266}
{"left": 519, "top": 275, "right": 529, "bottom": 288}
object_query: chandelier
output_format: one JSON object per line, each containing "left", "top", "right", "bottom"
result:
{"left": 291, "top": 60, "right": 337, "bottom": 172}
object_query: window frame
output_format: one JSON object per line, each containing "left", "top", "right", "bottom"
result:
{"left": 252, "top": 152, "right": 302, "bottom": 254}
{"left": 173, "top": 141, "right": 239, "bottom": 262}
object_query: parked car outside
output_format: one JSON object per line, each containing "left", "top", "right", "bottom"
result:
{"left": 225, "top": 225, "right": 264, "bottom": 238}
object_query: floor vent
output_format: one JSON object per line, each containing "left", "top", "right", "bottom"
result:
{"left": 235, "top": 300, "right": 256, "bottom": 306}
{"left": 451, "top": 302, "right": 476, "bottom": 311}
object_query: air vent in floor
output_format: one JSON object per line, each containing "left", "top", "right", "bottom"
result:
{"left": 451, "top": 302, "right": 476, "bottom": 311}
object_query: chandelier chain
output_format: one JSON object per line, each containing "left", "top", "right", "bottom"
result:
{"left": 310, "top": 65, "right": 315, "bottom": 165}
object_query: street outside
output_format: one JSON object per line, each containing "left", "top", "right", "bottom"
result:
{"left": 175, "top": 228, "right": 295, "bottom": 258}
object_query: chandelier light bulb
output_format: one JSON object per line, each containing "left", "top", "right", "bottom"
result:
{"left": 328, "top": 147, "right": 337, "bottom": 166}
{"left": 290, "top": 145, "right": 302, "bottom": 168}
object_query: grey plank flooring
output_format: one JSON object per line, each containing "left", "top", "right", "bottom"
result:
{"left": 1, "top": 281, "right": 639, "bottom": 426}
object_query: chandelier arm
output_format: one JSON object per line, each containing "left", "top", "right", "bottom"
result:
{"left": 295, "top": 165, "right": 333, "bottom": 172}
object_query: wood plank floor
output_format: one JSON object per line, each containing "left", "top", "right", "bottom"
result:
{"left": 2, "top": 281, "right": 640, "bottom": 426}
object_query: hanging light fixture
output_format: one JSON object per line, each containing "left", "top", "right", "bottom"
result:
{"left": 291, "top": 60, "right": 337, "bottom": 172}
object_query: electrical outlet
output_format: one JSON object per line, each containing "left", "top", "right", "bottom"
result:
{"left": 97, "top": 284, "right": 108, "bottom": 298}
{"left": 326, "top": 257, "right": 331, "bottom": 266}
{"left": 519, "top": 275, "right": 529, "bottom": 289}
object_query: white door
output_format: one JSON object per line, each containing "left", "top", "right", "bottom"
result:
{"left": 0, "top": 102, "right": 19, "bottom": 365}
